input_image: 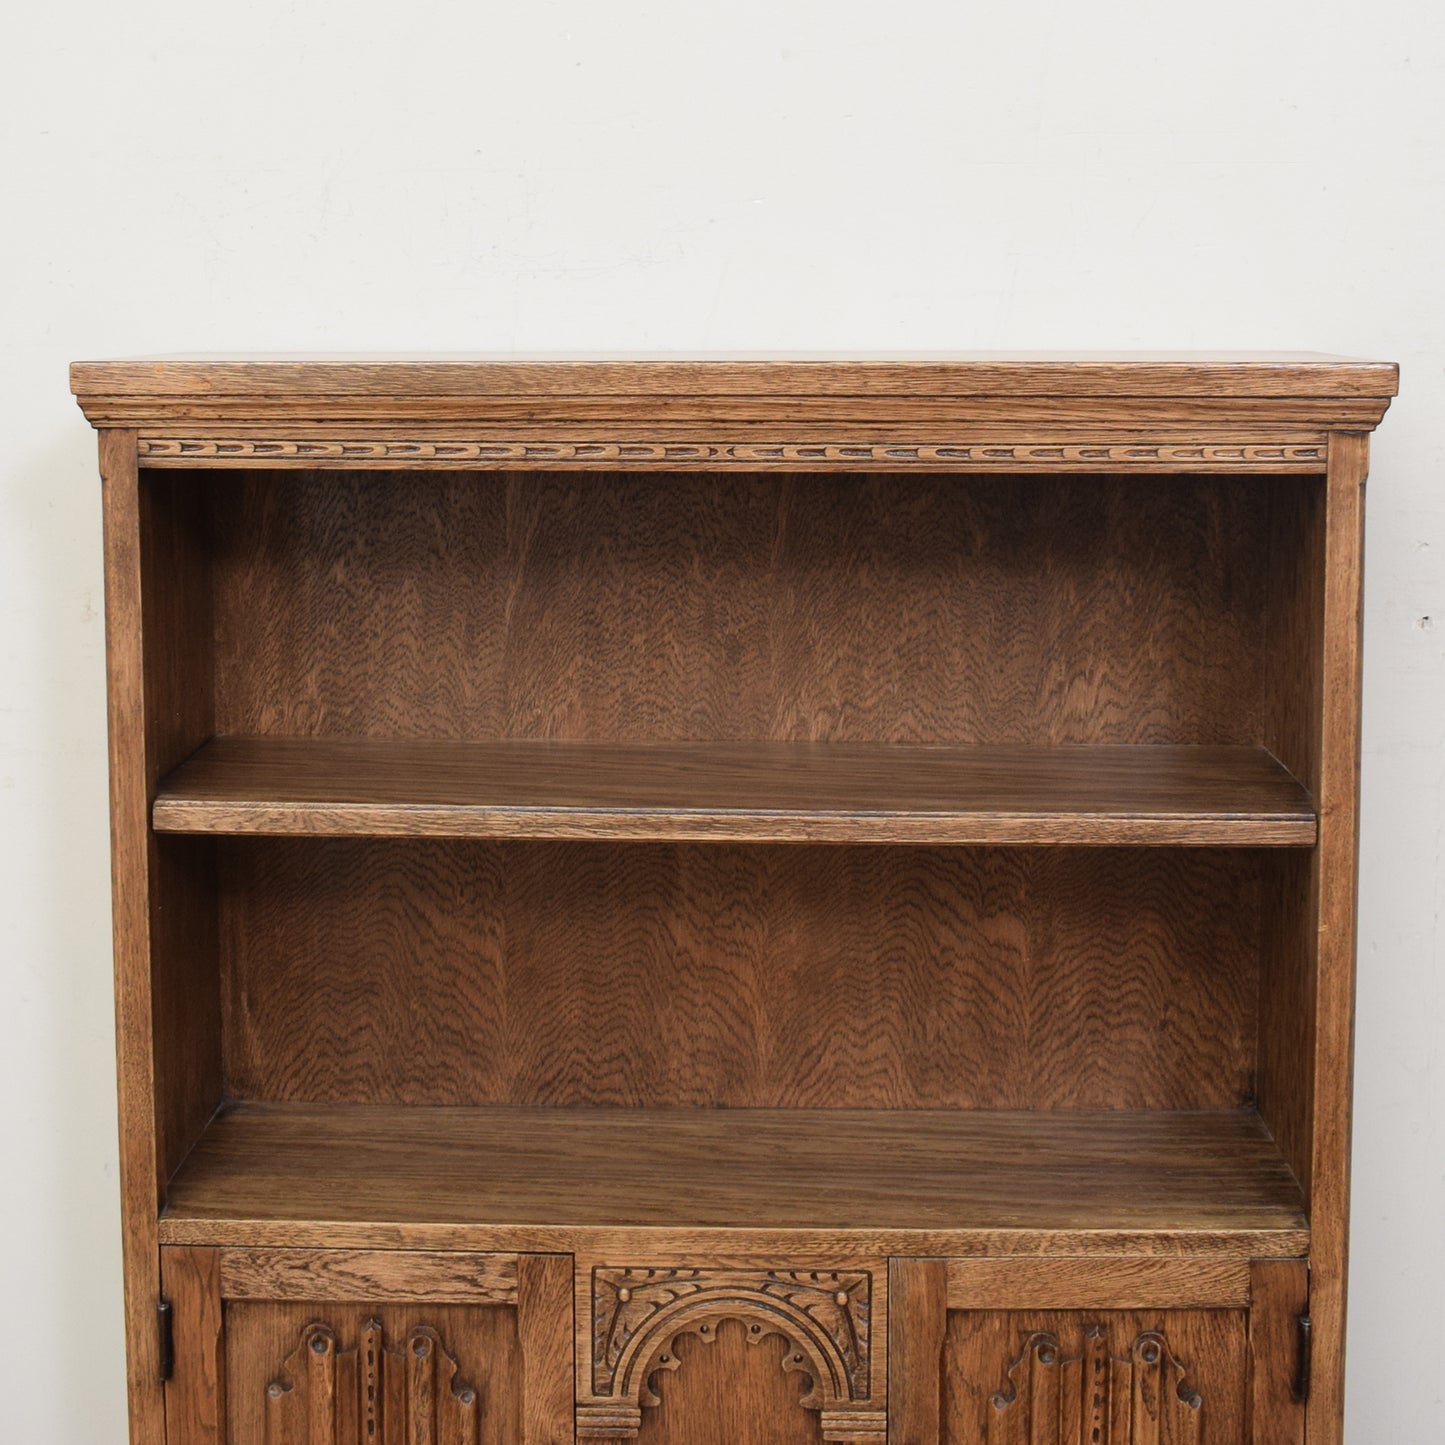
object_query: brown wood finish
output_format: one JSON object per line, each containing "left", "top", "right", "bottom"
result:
{"left": 1257, "top": 478, "right": 1326, "bottom": 1205}
{"left": 1304, "top": 434, "right": 1370, "bottom": 1445}
{"left": 69, "top": 351, "right": 1399, "bottom": 399}
{"left": 626, "top": 1321, "right": 823, "bottom": 1445}
{"left": 162, "top": 1245, "right": 572, "bottom": 1445}
{"left": 1246, "top": 1261, "right": 1308, "bottom": 1445}
{"left": 229, "top": 1301, "right": 517, "bottom": 1444}
{"left": 101, "top": 428, "right": 167, "bottom": 1445}
{"left": 577, "top": 1258, "right": 887, "bottom": 1440}
{"left": 941, "top": 1308, "right": 1249, "bottom": 1444}
{"left": 216, "top": 1250, "right": 519, "bottom": 1304}
{"left": 944, "top": 1259, "right": 1251, "bottom": 1311}
{"left": 205, "top": 472, "right": 1271, "bottom": 748}
{"left": 137, "top": 474, "right": 221, "bottom": 1183}
{"left": 163, "top": 1248, "right": 227, "bottom": 1445}
{"left": 217, "top": 841, "right": 1265, "bottom": 1111}
{"left": 106, "top": 436, "right": 225, "bottom": 1445}
{"left": 516, "top": 1254, "right": 576, "bottom": 1445}
{"left": 157, "top": 1102, "right": 1307, "bottom": 1255}
{"left": 889, "top": 1259, "right": 949, "bottom": 1445}
{"left": 154, "top": 737, "right": 1315, "bottom": 845}
{"left": 79, "top": 355, "right": 1393, "bottom": 1445}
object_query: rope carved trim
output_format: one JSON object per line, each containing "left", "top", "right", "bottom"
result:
{"left": 135, "top": 438, "right": 1329, "bottom": 469}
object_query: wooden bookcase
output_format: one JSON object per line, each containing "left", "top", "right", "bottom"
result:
{"left": 73, "top": 354, "right": 1397, "bottom": 1445}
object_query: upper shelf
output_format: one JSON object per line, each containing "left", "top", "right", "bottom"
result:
{"left": 152, "top": 737, "right": 1315, "bottom": 846}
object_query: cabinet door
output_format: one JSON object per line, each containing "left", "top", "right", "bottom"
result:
{"left": 161, "top": 1247, "right": 573, "bottom": 1445}
{"left": 889, "top": 1258, "right": 1307, "bottom": 1445}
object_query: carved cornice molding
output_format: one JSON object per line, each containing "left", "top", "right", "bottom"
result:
{"left": 133, "top": 436, "right": 1331, "bottom": 471}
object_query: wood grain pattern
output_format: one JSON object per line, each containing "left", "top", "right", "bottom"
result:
{"left": 69, "top": 351, "right": 1401, "bottom": 401}
{"left": 218, "top": 841, "right": 1264, "bottom": 1111}
{"left": 68, "top": 356, "right": 1398, "bottom": 477}
{"left": 82, "top": 357, "right": 1389, "bottom": 1445}
{"left": 263, "top": 1316, "right": 482, "bottom": 1445}
{"left": 208, "top": 471, "right": 1271, "bottom": 747}
{"left": 590, "top": 1266, "right": 873, "bottom": 1398}
{"left": 889, "top": 1259, "right": 948, "bottom": 1445}
{"left": 158, "top": 1103, "right": 1308, "bottom": 1255}
{"left": 162, "top": 1247, "right": 226, "bottom": 1445}
{"left": 515, "top": 1254, "right": 575, "bottom": 1445}
{"left": 154, "top": 737, "right": 1315, "bottom": 846}
{"left": 100, "top": 429, "right": 165, "bottom": 1445}
{"left": 217, "top": 1249, "right": 518, "bottom": 1304}
{"left": 229, "top": 1303, "right": 516, "bottom": 1445}
{"left": 582, "top": 1264, "right": 885, "bottom": 1440}
{"left": 942, "top": 1310, "right": 1247, "bottom": 1444}
{"left": 138, "top": 473, "right": 223, "bottom": 1182}
{"left": 944, "top": 1259, "right": 1250, "bottom": 1311}
{"left": 1257, "top": 480, "right": 1325, "bottom": 1205}
{"left": 1246, "top": 1260, "right": 1307, "bottom": 1445}
{"left": 1303, "top": 434, "right": 1369, "bottom": 1444}
{"left": 66, "top": 393, "right": 1381, "bottom": 429}
{"left": 619, "top": 1319, "right": 823, "bottom": 1445}
{"left": 165, "top": 1245, "right": 570, "bottom": 1445}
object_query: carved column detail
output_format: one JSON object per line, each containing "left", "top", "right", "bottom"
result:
{"left": 580, "top": 1266, "right": 884, "bottom": 1441}
{"left": 264, "top": 1319, "right": 480, "bottom": 1445}
{"left": 989, "top": 1327, "right": 1202, "bottom": 1444}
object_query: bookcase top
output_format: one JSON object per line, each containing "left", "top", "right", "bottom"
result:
{"left": 73, "top": 352, "right": 1398, "bottom": 404}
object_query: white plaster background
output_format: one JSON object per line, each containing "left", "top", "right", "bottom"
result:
{"left": 2, "top": 3, "right": 1441, "bottom": 1438}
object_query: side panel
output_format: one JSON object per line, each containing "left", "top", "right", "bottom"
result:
{"left": 105, "top": 436, "right": 222, "bottom": 1445}
{"left": 1304, "top": 434, "right": 1369, "bottom": 1443}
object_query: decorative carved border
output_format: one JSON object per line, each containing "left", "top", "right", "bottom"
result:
{"left": 135, "top": 437, "right": 1329, "bottom": 470}
{"left": 582, "top": 1266, "right": 883, "bottom": 1441}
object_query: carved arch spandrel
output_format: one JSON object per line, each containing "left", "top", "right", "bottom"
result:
{"left": 264, "top": 1318, "right": 481, "bottom": 1445}
{"left": 584, "top": 1267, "right": 885, "bottom": 1442}
{"left": 987, "top": 1327, "right": 1202, "bottom": 1445}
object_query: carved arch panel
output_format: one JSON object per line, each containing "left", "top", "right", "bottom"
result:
{"left": 580, "top": 1266, "right": 886, "bottom": 1442}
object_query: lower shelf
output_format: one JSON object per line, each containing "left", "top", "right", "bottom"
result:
{"left": 161, "top": 1104, "right": 1307, "bottom": 1258}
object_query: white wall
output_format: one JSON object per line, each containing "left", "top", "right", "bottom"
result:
{"left": 3, "top": 2, "right": 1441, "bottom": 1438}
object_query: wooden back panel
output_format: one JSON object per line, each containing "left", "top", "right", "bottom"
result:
{"left": 208, "top": 471, "right": 1271, "bottom": 745}
{"left": 220, "top": 839, "right": 1265, "bottom": 1111}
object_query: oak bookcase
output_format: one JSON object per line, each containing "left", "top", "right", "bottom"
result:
{"left": 73, "top": 354, "right": 1397, "bottom": 1445}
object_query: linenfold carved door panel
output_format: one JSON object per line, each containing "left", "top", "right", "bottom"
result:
{"left": 944, "top": 1311, "right": 1244, "bottom": 1444}
{"left": 887, "top": 1258, "right": 1307, "bottom": 1445}
{"left": 232, "top": 1306, "right": 503, "bottom": 1443}
{"left": 160, "top": 1247, "right": 573, "bottom": 1445}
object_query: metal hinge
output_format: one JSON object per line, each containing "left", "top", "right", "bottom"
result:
{"left": 158, "top": 1299, "right": 175, "bottom": 1383}
{"left": 1294, "top": 1313, "right": 1313, "bottom": 1403}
